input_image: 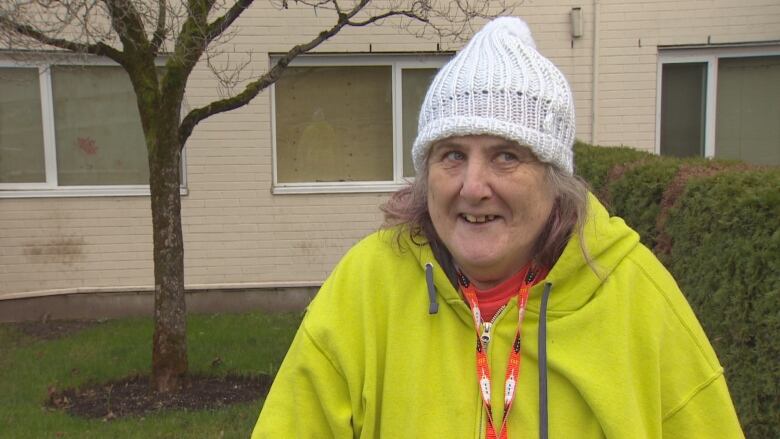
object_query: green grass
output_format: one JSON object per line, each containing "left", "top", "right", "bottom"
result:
{"left": 0, "top": 312, "right": 302, "bottom": 438}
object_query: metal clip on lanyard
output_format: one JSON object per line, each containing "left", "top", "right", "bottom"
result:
{"left": 458, "top": 268, "right": 538, "bottom": 439}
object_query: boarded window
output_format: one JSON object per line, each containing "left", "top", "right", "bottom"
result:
{"left": 51, "top": 65, "right": 149, "bottom": 185}
{"left": 275, "top": 66, "right": 393, "bottom": 183}
{"left": 0, "top": 68, "right": 46, "bottom": 183}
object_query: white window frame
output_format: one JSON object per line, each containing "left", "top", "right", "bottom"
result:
{"left": 0, "top": 54, "right": 187, "bottom": 198}
{"left": 655, "top": 44, "right": 780, "bottom": 158}
{"left": 270, "top": 54, "right": 449, "bottom": 195}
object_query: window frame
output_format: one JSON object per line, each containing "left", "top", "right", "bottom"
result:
{"left": 655, "top": 43, "right": 780, "bottom": 158}
{"left": 270, "top": 54, "right": 449, "bottom": 195}
{"left": 0, "top": 54, "right": 187, "bottom": 198}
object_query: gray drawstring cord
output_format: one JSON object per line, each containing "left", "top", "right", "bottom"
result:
{"left": 425, "top": 263, "right": 439, "bottom": 314}
{"left": 539, "top": 282, "right": 552, "bottom": 439}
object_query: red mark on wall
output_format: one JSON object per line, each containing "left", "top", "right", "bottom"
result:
{"left": 77, "top": 137, "right": 98, "bottom": 155}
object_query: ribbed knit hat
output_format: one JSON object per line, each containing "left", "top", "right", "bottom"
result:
{"left": 412, "top": 17, "right": 576, "bottom": 174}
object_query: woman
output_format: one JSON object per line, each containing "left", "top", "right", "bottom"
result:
{"left": 252, "top": 17, "right": 743, "bottom": 438}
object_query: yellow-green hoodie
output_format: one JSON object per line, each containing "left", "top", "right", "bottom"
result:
{"left": 252, "top": 195, "right": 743, "bottom": 438}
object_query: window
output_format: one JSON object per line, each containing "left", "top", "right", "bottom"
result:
{"left": 715, "top": 56, "right": 780, "bottom": 164}
{"left": 660, "top": 63, "right": 706, "bottom": 158}
{"left": 272, "top": 55, "right": 448, "bottom": 193}
{"left": 0, "top": 58, "right": 181, "bottom": 197}
{"left": 0, "top": 67, "right": 46, "bottom": 184}
{"left": 657, "top": 46, "right": 780, "bottom": 165}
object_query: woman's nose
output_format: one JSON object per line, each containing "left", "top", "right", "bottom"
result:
{"left": 459, "top": 160, "right": 492, "bottom": 202}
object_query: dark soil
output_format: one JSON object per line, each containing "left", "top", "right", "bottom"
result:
{"left": 47, "top": 374, "right": 272, "bottom": 420}
{"left": 8, "top": 319, "right": 272, "bottom": 420}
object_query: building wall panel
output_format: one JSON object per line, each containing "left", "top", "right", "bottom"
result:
{"left": 1, "top": 1, "right": 778, "bottom": 299}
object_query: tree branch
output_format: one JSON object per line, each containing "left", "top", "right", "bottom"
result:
{"left": 170, "top": 0, "right": 213, "bottom": 72}
{"left": 151, "top": 0, "right": 168, "bottom": 54}
{"left": 157, "top": 0, "right": 221, "bottom": 115}
{"left": 0, "top": 15, "right": 123, "bottom": 62}
{"left": 205, "top": 0, "right": 254, "bottom": 44}
{"left": 102, "top": 0, "right": 151, "bottom": 54}
{"left": 342, "top": 0, "right": 371, "bottom": 20}
{"left": 177, "top": 0, "right": 508, "bottom": 145}
{"left": 178, "top": 7, "right": 361, "bottom": 146}
{"left": 346, "top": 9, "right": 420, "bottom": 27}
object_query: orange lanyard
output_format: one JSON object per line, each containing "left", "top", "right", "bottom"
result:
{"left": 457, "top": 266, "right": 542, "bottom": 439}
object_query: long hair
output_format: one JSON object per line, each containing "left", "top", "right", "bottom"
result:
{"left": 381, "top": 155, "right": 591, "bottom": 275}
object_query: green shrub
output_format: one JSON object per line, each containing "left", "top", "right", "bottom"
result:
{"left": 573, "top": 141, "right": 651, "bottom": 194}
{"left": 575, "top": 142, "right": 780, "bottom": 438}
{"left": 606, "top": 158, "right": 747, "bottom": 249}
{"left": 606, "top": 158, "right": 680, "bottom": 248}
{"left": 662, "top": 170, "right": 780, "bottom": 438}
{"left": 574, "top": 142, "right": 680, "bottom": 248}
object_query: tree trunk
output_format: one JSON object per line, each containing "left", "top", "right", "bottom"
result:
{"left": 148, "top": 120, "right": 187, "bottom": 393}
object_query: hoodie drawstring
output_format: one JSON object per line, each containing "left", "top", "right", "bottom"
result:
{"left": 425, "top": 263, "right": 439, "bottom": 314}
{"left": 425, "top": 262, "right": 551, "bottom": 437}
{"left": 539, "top": 282, "right": 552, "bottom": 439}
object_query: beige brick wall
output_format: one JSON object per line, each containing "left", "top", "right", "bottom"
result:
{"left": 1, "top": 1, "right": 779, "bottom": 298}
{"left": 594, "top": 0, "right": 780, "bottom": 150}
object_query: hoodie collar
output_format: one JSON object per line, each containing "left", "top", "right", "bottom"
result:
{"left": 530, "top": 193, "right": 639, "bottom": 315}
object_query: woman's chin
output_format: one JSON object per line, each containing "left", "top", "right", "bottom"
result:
{"left": 453, "top": 254, "right": 507, "bottom": 280}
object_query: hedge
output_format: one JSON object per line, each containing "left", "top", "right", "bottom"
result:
{"left": 574, "top": 143, "right": 780, "bottom": 438}
{"left": 573, "top": 141, "right": 651, "bottom": 193}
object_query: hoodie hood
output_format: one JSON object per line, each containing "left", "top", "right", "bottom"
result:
{"left": 405, "top": 193, "right": 640, "bottom": 318}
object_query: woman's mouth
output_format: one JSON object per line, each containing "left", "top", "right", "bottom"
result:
{"left": 461, "top": 214, "right": 498, "bottom": 224}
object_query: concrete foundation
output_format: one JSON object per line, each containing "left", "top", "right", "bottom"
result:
{"left": 0, "top": 287, "right": 319, "bottom": 322}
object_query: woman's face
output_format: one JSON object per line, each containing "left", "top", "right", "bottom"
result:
{"left": 427, "top": 135, "right": 556, "bottom": 289}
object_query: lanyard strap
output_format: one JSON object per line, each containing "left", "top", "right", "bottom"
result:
{"left": 457, "top": 266, "right": 540, "bottom": 439}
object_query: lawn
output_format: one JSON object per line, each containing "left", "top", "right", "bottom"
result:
{"left": 0, "top": 312, "right": 302, "bottom": 438}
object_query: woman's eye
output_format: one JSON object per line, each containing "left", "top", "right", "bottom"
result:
{"left": 497, "top": 152, "right": 519, "bottom": 162}
{"left": 444, "top": 151, "right": 465, "bottom": 161}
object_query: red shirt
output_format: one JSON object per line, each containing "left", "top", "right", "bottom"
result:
{"left": 475, "top": 265, "right": 547, "bottom": 321}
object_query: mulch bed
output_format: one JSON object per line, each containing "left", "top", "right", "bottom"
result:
{"left": 9, "top": 319, "right": 273, "bottom": 420}
{"left": 47, "top": 374, "right": 273, "bottom": 420}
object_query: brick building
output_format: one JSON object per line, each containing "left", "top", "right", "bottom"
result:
{"left": 1, "top": 0, "right": 778, "bottom": 319}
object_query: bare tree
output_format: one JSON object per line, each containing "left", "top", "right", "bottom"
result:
{"left": 0, "top": 0, "right": 507, "bottom": 393}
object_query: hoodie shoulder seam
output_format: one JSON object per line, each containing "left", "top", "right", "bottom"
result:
{"left": 661, "top": 369, "right": 725, "bottom": 421}
{"left": 300, "top": 319, "right": 349, "bottom": 380}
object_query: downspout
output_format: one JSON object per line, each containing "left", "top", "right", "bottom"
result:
{"left": 591, "top": 0, "right": 601, "bottom": 145}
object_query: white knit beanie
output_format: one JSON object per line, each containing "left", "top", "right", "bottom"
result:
{"left": 412, "top": 16, "right": 576, "bottom": 174}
